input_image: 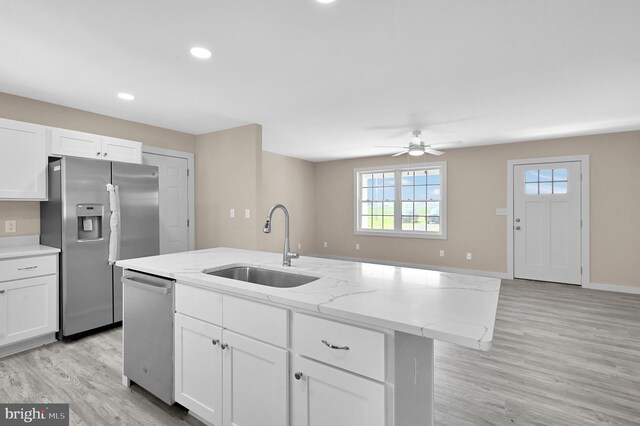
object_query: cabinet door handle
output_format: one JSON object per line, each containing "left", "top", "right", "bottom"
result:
{"left": 212, "top": 339, "right": 219, "bottom": 346}
{"left": 18, "top": 266, "right": 38, "bottom": 271}
{"left": 321, "top": 339, "right": 350, "bottom": 351}
{"left": 294, "top": 372, "right": 303, "bottom": 380}
{"left": 220, "top": 343, "right": 228, "bottom": 350}
{"left": 103, "top": 152, "right": 108, "bottom": 157}
{"left": 96, "top": 152, "right": 101, "bottom": 157}
{"left": 0, "top": 290, "right": 5, "bottom": 294}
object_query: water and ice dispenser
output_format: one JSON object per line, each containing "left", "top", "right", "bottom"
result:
{"left": 77, "top": 204, "right": 103, "bottom": 240}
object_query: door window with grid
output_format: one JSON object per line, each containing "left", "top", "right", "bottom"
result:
{"left": 356, "top": 162, "right": 446, "bottom": 238}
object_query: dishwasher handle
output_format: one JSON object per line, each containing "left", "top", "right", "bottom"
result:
{"left": 122, "top": 276, "right": 173, "bottom": 295}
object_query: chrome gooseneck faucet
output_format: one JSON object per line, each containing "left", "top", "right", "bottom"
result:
{"left": 263, "top": 204, "right": 299, "bottom": 266}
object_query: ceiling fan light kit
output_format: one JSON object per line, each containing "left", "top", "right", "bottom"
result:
{"left": 376, "top": 130, "right": 453, "bottom": 157}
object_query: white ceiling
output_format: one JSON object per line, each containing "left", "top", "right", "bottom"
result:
{"left": 2, "top": 1, "right": 640, "bottom": 161}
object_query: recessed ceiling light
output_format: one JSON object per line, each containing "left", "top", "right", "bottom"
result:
{"left": 190, "top": 46, "right": 212, "bottom": 59}
{"left": 316, "top": 0, "right": 336, "bottom": 3}
{"left": 117, "top": 92, "right": 135, "bottom": 101}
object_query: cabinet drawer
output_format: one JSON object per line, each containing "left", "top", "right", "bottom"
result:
{"left": 223, "top": 295, "right": 288, "bottom": 348}
{"left": 175, "top": 283, "right": 222, "bottom": 326}
{"left": 0, "top": 255, "right": 57, "bottom": 283}
{"left": 293, "top": 313, "right": 385, "bottom": 382}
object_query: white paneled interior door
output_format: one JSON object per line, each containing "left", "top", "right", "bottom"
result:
{"left": 514, "top": 161, "right": 582, "bottom": 284}
{"left": 143, "top": 153, "right": 189, "bottom": 254}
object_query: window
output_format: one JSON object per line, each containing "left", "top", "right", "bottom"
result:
{"left": 525, "top": 168, "right": 568, "bottom": 195}
{"left": 355, "top": 162, "right": 446, "bottom": 239}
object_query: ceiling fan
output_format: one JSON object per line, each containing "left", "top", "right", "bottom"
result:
{"left": 376, "top": 131, "right": 461, "bottom": 157}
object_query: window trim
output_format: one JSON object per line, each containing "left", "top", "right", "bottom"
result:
{"left": 353, "top": 161, "right": 447, "bottom": 239}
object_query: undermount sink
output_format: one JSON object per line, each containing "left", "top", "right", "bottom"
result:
{"left": 205, "top": 265, "right": 319, "bottom": 288}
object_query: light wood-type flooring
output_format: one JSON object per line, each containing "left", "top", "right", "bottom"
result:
{"left": 1, "top": 279, "right": 639, "bottom": 425}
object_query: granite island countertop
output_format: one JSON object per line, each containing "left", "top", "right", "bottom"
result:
{"left": 117, "top": 247, "right": 501, "bottom": 351}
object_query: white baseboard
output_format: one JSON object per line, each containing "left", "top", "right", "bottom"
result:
{"left": 583, "top": 282, "right": 640, "bottom": 295}
{"left": 310, "top": 254, "right": 509, "bottom": 279}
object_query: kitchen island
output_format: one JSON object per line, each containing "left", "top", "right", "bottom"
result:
{"left": 117, "top": 247, "right": 501, "bottom": 426}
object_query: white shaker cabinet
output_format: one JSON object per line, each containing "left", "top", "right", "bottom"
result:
{"left": 292, "top": 356, "right": 385, "bottom": 426}
{"left": 0, "top": 118, "right": 47, "bottom": 200}
{"left": 0, "top": 254, "right": 58, "bottom": 352}
{"left": 175, "top": 312, "right": 223, "bottom": 426}
{"left": 50, "top": 128, "right": 142, "bottom": 164}
{"left": 222, "top": 330, "right": 289, "bottom": 426}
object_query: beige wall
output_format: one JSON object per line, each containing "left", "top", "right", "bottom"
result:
{"left": 257, "top": 151, "right": 316, "bottom": 256}
{"left": 0, "top": 92, "right": 196, "bottom": 238}
{"left": 315, "top": 131, "right": 640, "bottom": 288}
{"left": 195, "top": 124, "right": 263, "bottom": 250}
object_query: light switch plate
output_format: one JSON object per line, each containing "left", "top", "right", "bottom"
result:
{"left": 230, "top": 209, "right": 235, "bottom": 218}
{"left": 245, "top": 209, "right": 250, "bottom": 219}
{"left": 355, "top": 243, "right": 360, "bottom": 250}
{"left": 439, "top": 250, "right": 445, "bottom": 257}
{"left": 496, "top": 208, "right": 508, "bottom": 216}
{"left": 323, "top": 242, "right": 328, "bottom": 248}
{"left": 466, "top": 252, "right": 472, "bottom": 260}
{"left": 5, "top": 220, "right": 16, "bottom": 233}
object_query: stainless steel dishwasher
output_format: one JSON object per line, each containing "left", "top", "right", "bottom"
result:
{"left": 122, "top": 270, "right": 175, "bottom": 405}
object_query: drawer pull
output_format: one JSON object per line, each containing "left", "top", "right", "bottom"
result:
{"left": 18, "top": 266, "right": 38, "bottom": 271}
{"left": 294, "top": 372, "right": 303, "bottom": 380}
{"left": 322, "top": 339, "right": 350, "bottom": 351}
{"left": 212, "top": 339, "right": 219, "bottom": 346}
{"left": 220, "top": 343, "right": 229, "bottom": 350}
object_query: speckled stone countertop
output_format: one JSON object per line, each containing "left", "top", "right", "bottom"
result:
{"left": 117, "top": 247, "right": 501, "bottom": 351}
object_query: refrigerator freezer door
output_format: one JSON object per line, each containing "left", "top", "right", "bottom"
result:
{"left": 112, "top": 162, "right": 160, "bottom": 322}
{"left": 61, "top": 157, "right": 113, "bottom": 336}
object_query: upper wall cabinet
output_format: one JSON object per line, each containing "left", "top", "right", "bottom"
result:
{"left": 50, "top": 128, "right": 142, "bottom": 164}
{"left": 0, "top": 118, "right": 47, "bottom": 200}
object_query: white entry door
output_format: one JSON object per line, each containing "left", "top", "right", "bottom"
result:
{"left": 514, "top": 161, "right": 582, "bottom": 284}
{"left": 143, "top": 153, "right": 189, "bottom": 254}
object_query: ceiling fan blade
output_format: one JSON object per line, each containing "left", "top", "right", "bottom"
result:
{"left": 424, "top": 148, "right": 445, "bottom": 156}
{"left": 375, "top": 145, "right": 408, "bottom": 148}
{"left": 391, "top": 150, "right": 409, "bottom": 157}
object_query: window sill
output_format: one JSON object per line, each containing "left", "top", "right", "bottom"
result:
{"left": 354, "top": 230, "right": 447, "bottom": 240}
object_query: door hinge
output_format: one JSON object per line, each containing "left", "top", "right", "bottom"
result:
{"left": 187, "top": 169, "right": 190, "bottom": 177}
{"left": 187, "top": 219, "right": 190, "bottom": 227}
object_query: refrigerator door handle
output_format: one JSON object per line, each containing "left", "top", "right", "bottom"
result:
{"left": 107, "top": 184, "right": 121, "bottom": 265}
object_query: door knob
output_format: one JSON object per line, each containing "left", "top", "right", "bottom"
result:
{"left": 515, "top": 218, "right": 520, "bottom": 222}
{"left": 294, "top": 372, "right": 303, "bottom": 380}
{"left": 515, "top": 226, "right": 521, "bottom": 230}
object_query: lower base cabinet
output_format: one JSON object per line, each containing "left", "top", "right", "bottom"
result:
{"left": 0, "top": 274, "right": 57, "bottom": 346}
{"left": 175, "top": 313, "right": 223, "bottom": 425}
{"left": 292, "top": 356, "right": 386, "bottom": 426}
{"left": 223, "top": 331, "right": 288, "bottom": 426}
{"left": 175, "top": 313, "right": 288, "bottom": 426}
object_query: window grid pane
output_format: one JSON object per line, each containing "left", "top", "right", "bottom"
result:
{"left": 525, "top": 168, "right": 568, "bottom": 195}
{"left": 360, "top": 167, "right": 442, "bottom": 234}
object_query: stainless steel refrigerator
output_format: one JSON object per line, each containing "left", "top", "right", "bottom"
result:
{"left": 41, "top": 156, "right": 159, "bottom": 339}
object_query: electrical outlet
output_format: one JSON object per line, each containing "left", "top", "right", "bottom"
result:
{"left": 5, "top": 220, "right": 16, "bottom": 233}
{"left": 230, "top": 209, "right": 235, "bottom": 218}
{"left": 323, "top": 242, "right": 328, "bottom": 248}
{"left": 355, "top": 243, "right": 360, "bottom": 250}
{"left": 466, "top": 252, "right": 472, "bottom": 260}
{"left": 297, "top": 243, "right": 302, "bottom": 250}
{"left": 244, "top": 209, "right": 250, "bottom": 219}
{"left": 439, "top": 250, "right": 445, "bottom": 257}
{"left": 496, "top": 208, "right": 508, "bottom": 216}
